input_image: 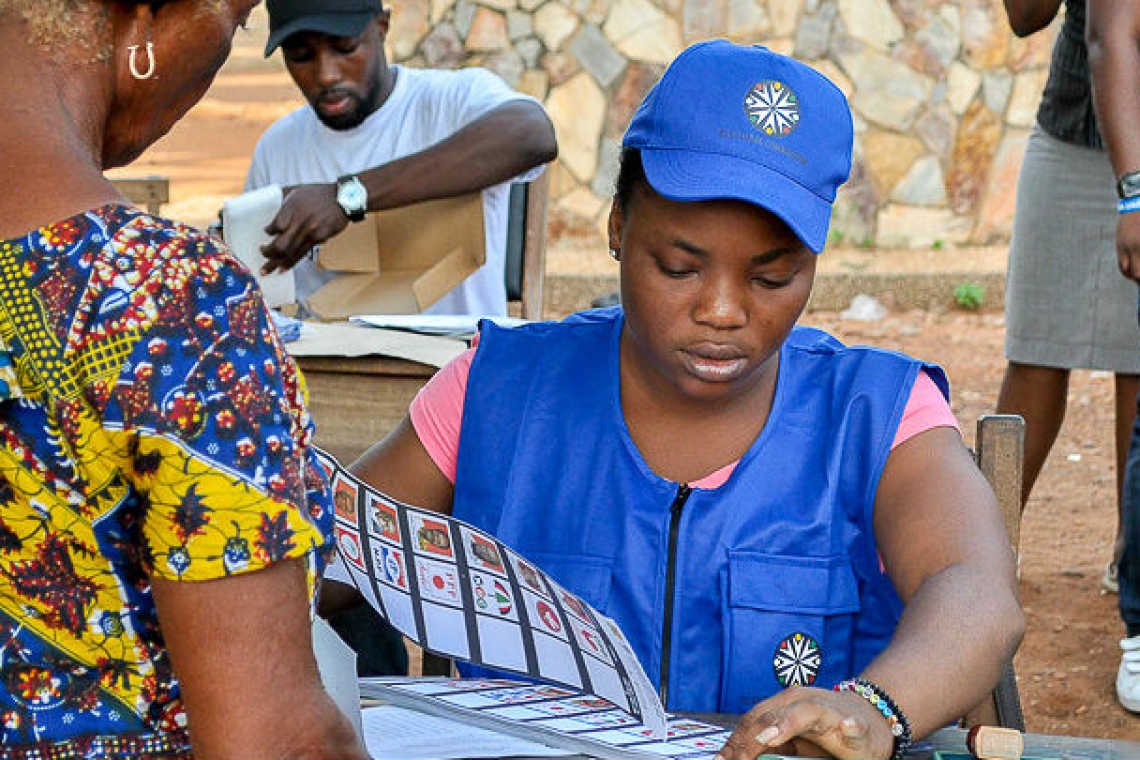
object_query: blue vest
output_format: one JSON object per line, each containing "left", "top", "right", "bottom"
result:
{"left": 453, "top": 307, "right": 948, "bottom": 714}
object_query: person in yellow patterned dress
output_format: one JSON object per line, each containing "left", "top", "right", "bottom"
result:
{"left": 0, "top": 1, "right": 367, "bottom": 758}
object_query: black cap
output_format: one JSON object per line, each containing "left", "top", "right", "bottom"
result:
{"left": 265, "top": 0, "right": 383, "bottom": 56}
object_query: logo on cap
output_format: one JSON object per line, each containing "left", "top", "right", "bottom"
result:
{"left": 744, "top": 81, "right": 800, "bottom": 137}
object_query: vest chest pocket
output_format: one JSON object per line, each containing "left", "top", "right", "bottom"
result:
{"left": 721, "top": 551, "right": 861, "bottom": 714}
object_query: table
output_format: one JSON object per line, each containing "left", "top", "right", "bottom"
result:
{"left": 286, "top": 321, "right": 467, "bottom": 464}
{"left": 917, "top": 726, "right": 1140, "bottom": 759}
{"left": 669, "top": 715, "right": 1138, "bottom": 760}
{"left": 367, "top": 722, "right": 1140, "bottom": 760}
{"left": 294, "top": 354, "right": 439, "bottom": 463}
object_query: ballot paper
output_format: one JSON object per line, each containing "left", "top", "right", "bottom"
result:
{"left": 317, "top": 449, "right": 667, "bottom": 739}
{"left": 361, "top": 704, "right": 572, "bottom": 760}
{"left": 360, "top": 678, "right": 735, "bottom": 760}
{"left": 221, "top": 185, "right": 295, "bottom": 308}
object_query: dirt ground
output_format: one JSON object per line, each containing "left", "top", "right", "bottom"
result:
{"left": 118, "top": 55, "right": 1140, "bottom": 742}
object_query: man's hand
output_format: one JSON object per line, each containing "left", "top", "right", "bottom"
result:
{"left": 716, "top": 686, "right": 895, "bottom": 760}
{"left": 260, "top": 183, "right": 350, "bottom": 274}
{"left": 1117, "top": 212, "right": 1140, "bottom": 282}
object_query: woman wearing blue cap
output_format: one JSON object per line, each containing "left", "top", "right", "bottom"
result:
{"left": 341, "top": 40, "right": 1024, "bottom": 759}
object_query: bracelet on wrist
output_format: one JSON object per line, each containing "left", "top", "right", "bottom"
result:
{"left": 1118, "top": 196, "right": 1140, "bottom": 215}
{"left": 833, "top": 678, "right": 913, "bottom": 760}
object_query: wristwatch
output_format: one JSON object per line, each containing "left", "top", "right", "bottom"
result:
{"left": 1117, "top": 170, "right": 1140, "bottom": 199}
{"left": 335, "top": 174, "right": 368, "bottom": 222}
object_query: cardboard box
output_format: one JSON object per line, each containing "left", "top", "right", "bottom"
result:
{"left": 305, "top": 193, "right": 485, "bottom": 320}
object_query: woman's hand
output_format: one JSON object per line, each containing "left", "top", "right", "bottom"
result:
{"left": 715, "top": 686, "right": 895, "bottom": 759}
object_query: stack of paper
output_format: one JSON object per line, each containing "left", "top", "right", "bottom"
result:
{"left": 361, "top": 678, "right": 734, "bottom": 760}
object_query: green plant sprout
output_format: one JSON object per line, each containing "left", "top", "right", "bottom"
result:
{"left": 953, "top": 281, "right": 985, "bottom": 310}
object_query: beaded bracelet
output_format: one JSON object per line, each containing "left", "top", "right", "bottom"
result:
{"left": 833, "top": 678, "right": 913, "bottom": 760}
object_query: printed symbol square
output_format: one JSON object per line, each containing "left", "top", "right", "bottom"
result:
{"left": 332, "top": 475, "right": 358, "bottom": 525}
{"left": 335, "top": 524, "right": 365, "bottom": 572}
{"left": 462, "top": 527, "right": 506, "bottom": 575}
{"left": 370, "top": 497, "right": 401, "bottom": 543}
{"left": 371, "top": 544, "right": 407, "bottom": 590}
{"left": 409, "top": 511, "right": 455, "bottom": 559}
{"left": 416, "top": 556, "right": 462, "bottom": 606}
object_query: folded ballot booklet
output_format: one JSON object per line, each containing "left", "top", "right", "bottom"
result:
{"left": 359, "top": 676, "right": 734, "bottom": 760}
{"left": 315, "top": 449, "right": 670, "bottom": 740}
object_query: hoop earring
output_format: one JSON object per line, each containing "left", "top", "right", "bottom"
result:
{"left": 127, "top": 42, "right": 156, "bottom": 80}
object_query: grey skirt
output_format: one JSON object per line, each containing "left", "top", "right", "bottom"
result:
{"left": 1005, "top": 125, "right": 1140, "bottom": 373}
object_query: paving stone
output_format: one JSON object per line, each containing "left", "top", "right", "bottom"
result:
{"left": 1007, "top": 69, "right": 1048, "bottom": 128}
{"left": 892, "top": 155, "right": 947, "bottom": 206}
{"left": 605, "top": 0, "right": 683, "bottom": 64}
{"left": 683, "top": 0, "right": 728, "bottom": 42}
{"left": 982, "top": 69, "right": 1013, "bottom": 115}
{"left": 877, "top": 204, "right": 972, "bottom": 248}
{"left": 534, "top": 2, "right": 579, "bottom": 51}
{"left": 838, "top": 0, "right": 903, "bottom": 52}
{"left": 839, "top": 48, "right": 933, "bottom": 131}
{"left": 546, "top": 72, "right": 607, "bottom": 181}
{"left": 947, "top": 61, "right": 981, "bottom": 115}
{"left": 507, "top": 10, "right": 533, "bottom": 40}
{"left": 974, "top": 128, "right": 1030, "bottom": 243}
{"left": 570, "top": 23, "right": 627, "bottom": 87}
{"left": 467, "top": 6, "right": 510, "bottom": 50}
{"left": 727, "top": 0, "right": 770, "bottom": 40}
{"left": 863, "top": 130, "right": 927, "bottom": 199}
{"left": 420, "top": 22, "right": 466, "bottom": 66}
{"left": 947, "top": 100, "right": 1002, "bottom": 215}
{"left": 794, "top": 2, "right": 835, "bottom": 60}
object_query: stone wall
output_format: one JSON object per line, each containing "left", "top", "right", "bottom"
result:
{"left": 385, "top": 0, "right": 1058, "bottom": 252}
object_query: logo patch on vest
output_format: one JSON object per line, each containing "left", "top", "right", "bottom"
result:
{"left": 744, "top": 80, "right": 800, "bottom": 137}
{"left": 773, "top": 632, "right": 821, "bottom": 687}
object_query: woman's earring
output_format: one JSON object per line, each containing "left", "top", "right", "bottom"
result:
{"left": 609, "top": 248, "right": 620, "bottom": 261}
{"left": 128, "top": 42, "right": 157, "bottom": 80}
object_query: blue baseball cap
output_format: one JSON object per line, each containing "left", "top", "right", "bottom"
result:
{"left": 622, "top": 40, "right": 853, "bottom": 253}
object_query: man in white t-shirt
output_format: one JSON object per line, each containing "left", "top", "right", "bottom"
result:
{"left": 247, "top": 0, "right": 557, "bottom": 316}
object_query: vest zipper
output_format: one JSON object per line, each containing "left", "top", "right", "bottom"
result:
{"left": 659, "top": 483, "right": 692, "bottom": 709}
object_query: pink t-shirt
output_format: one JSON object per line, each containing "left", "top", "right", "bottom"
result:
{"left": 410, "top": 346, "right": 959, "bottom": 488}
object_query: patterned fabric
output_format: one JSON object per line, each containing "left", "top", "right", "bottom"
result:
{"left": 0, "top": 337, "right": 20, "bottom": 403}
{"left": 0, "top": 206, "right": 334, "bottom": 755}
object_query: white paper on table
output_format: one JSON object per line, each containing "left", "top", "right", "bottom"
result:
{"left": 312, "top": 616, "right": 363, "bottom": 739}
{"left": 221, "top": 185, "right": 295, "bottom": 308}
{"left": 351, "top": 314, "right": 527, "bottom": 337}
{"left": 362, "top": 704, "right": 572, "bottom": 760}
{"left": 287, "top": 320, "right": 467, "bottom": 368}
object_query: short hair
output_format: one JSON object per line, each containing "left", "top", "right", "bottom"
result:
{"left": 3, "top": 0, "right": 180, "bottom": 50}
{"left": 613, "top": 147, "right": 647, "bottom": 212}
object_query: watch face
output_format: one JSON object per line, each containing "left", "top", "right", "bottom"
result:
{"left": 1120, "top": 171, "right": 1140, "bottom": 199}
{"left": 337, "top": 176, "right": 367, "bottom": 218}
